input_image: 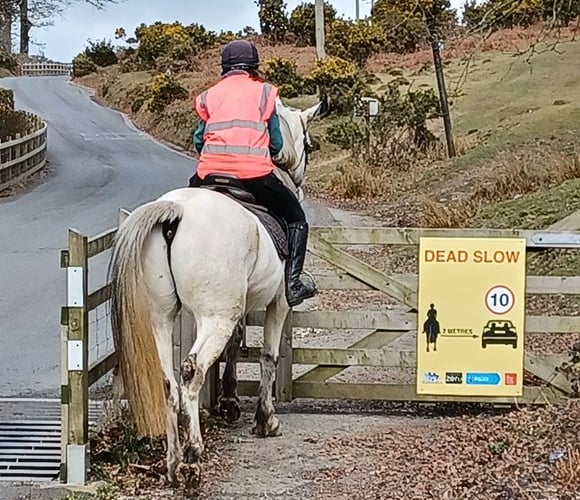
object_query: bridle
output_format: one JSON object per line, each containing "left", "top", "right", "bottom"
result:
{"left": 287, "top": 118, "right": 312, "bottom": 202}
{"left": 300, "top": 119, "right": 313, "bottom": 172}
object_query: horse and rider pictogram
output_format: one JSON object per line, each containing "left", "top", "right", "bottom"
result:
{"left": 423, "top": 303, "right": 440, "bottom": 352}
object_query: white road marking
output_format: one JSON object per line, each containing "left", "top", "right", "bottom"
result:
{"left": 80, "top": 132, "right": 147, "bottom": 141}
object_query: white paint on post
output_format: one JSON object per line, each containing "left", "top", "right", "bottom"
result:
{"left": 67, "top": 341, "right": 84, "bottom": 371}
{"left": 66, "top": 444, "right": 88, "bottom": 484}
{"left": 66, "top": 267, "right": 84, "bottom": 307}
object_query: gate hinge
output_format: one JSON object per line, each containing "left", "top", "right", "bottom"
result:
{"left": 60, "top": 306, "right": 69, "bottom": 326}
{"left": 61, "top": 384, "right": 70, "bottom": 404}
{"left": 60, "top": 250, "right": 69, "bottom": 268}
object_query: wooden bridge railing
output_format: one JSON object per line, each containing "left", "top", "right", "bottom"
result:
{"left": 20, "top": 62, "right": 72, "bottom": 77}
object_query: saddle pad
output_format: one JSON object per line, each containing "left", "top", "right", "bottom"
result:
{"left": 198, "top": 186, "right": 289, "bottom": 260}
{"left": 241, "top": 202, "right": 289, "bottom": 261}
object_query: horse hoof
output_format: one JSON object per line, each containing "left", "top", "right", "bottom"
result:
{"left": 183, "top": 443, "right": 203, "bottom": 464}
{"left": 219, "top": 397, "right": 241, "bottom": 423}
{"left": 268, "top": 419, "right": 282, "bottom": 437}
{"left": 176, "top": 462, "right": 201, "bottom": 489}
{"left": 252, "top": 419, "right": 282, "bottom": 438}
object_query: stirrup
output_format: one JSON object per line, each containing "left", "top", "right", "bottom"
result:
{"left": 301, "top": 270, "right": 317, "bottom": 290}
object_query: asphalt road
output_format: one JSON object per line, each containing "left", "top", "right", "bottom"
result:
{"left": 0, "top": 76, "right": 336, "bottom": 398}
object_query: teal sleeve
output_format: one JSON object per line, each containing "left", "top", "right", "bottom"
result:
{"left": 268, "top": 111, "right": 283, "bottom": 156}
{"left": 193, "top": 120, "right": 205, "bottom": 153}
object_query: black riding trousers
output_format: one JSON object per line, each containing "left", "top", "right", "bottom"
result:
{"left": 190, "top": 172, "right": 306, "bottom": 224}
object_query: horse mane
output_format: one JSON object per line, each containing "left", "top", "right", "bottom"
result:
{"left": 272, "top": 99, "right": 299, "bottom": 172}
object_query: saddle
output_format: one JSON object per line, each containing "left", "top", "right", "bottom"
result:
{"left": 196, "top": 173, "right": 289, "bottom": 260}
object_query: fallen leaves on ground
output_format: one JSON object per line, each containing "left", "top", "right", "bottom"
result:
{"left": 304, "top": 401, "right": 580, "bottom": 500}
{"left": 89, "top": 404, "right": 231, "bottom": 499}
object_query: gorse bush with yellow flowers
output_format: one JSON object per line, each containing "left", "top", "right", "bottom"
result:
{"left": 264, "top": 57, "right": 304, "bottom": 98}
{"left": 143, "top": 74, "right": 189, "bottom": 113}
{"left": 304, "top": 56, "right": 371, "bottom": 114}
{"left": 326, "top": 19, "right": 386, "bottom": 67}
{"left": 134, "top": 22, "right": 190, "bottom": 66}
{"left": 72, "top": 53, "right": 98, "bottom": 78}
{"left": 463, "top": 0, "right": 578, "bottom": 29}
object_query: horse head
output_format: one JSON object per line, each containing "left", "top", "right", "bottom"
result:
{"left": 273, "top": 94, "right": 330, "bottom": 202}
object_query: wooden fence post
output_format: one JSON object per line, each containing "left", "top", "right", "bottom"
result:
{"left": 62, "top": 228, "right": 89, "bottom": 484}
{"left": 276, "top": 310, "right": 293, "bottom": 402}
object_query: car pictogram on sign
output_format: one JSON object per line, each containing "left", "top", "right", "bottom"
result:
{"left": 481, "top": 320, "right": 517, "bottom": 349}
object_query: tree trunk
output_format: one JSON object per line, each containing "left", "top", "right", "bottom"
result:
{"left": 20, "top": 0, "right": 29, "bottom": 55}
{"left": 0, "top": 10, "right": 11, "bottom": 55}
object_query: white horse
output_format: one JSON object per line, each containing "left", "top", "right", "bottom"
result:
{"left": 107, "top": 95, "right": 329, "bottom": 484}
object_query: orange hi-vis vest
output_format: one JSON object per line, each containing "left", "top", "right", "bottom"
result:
{"left": 194, "top": 72, "right": 278, "bottom": 180}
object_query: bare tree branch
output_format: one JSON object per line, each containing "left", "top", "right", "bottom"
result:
{"left": 0, "top": 0, "right": 122, "bottom": 56}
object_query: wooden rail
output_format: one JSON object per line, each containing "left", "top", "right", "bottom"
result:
{"left": 0, "top": 112, "right": 48, "bottom": 192}
{"left": 20, "top": 62, "right": 72, "bottom": 77}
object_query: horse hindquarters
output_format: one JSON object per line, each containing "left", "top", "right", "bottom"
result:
{"left": 151, "top": 188, "right": 287, "bottom": 473}
{"left": 108, "top": 199, "right": 184, "bottom": 439}
{"left": 159, "top": 190, "right": 262, "bottom": 462}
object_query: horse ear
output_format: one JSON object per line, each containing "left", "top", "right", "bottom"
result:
{"left": 301, "top": 94, "right": 331, "bottom": 125}
{"left": 318, "top": 92, "right": 331, "bottom": 118}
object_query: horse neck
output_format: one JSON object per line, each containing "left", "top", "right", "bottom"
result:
{"left": 273, "top": 166, "right": 297, "bottom": 193}
{"left": 274, "top": 107, "right": 304, "bottom": 192}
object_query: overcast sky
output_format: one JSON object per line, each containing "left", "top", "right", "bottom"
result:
{"left": 25, "top": 0, "right": 469, "bottom": 62}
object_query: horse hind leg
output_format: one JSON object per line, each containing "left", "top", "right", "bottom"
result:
{"left": 219, "top": 322, "right": 243, "bottom": 423}
{"left": 151, "top": 308, "right": 182, "bottom": 484}
{"left": 253, "top": 293, "right": 289, "bottom": 438}
{"left": 140, "top": 226, "right": 183, "bottom": 484}
{"left": 180, "top": 316, "right": 239, "bottom": 465}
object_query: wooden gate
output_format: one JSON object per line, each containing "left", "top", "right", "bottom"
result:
{"left": 236, "top": 226, "right": 580, "bottom": 405}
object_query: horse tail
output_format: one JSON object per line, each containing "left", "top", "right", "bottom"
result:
{"left": 108, "top": 199, "right": 184, "bottom": 438}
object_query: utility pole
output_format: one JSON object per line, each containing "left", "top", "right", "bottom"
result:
{"left": 20, "top": 0, "right": 30, "bottom": 56}
{"left": 355, "top": 0, "right": 360, "bottom": 20}
{"left": 427, "top": 10, "right": 455, "bottom": 158}
{"left": 314, "top": 0, "right": 326, "bottom": 59}
{"left": 431, "top": 37, "right": 455, "bottom": 158}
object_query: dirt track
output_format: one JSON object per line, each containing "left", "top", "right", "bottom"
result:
{"left": 192, "top": 207, "right": 426, "bottom": 500}
{"left": 198, "top": 400, "right": 430, "bottom": 500}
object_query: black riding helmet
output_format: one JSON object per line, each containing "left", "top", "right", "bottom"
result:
{"left": 221, "top": 40, "right": 260, "bottom": 75}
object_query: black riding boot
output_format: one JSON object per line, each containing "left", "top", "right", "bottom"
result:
{"left": 285, "top": 221, "right": 317, "bottom": 307}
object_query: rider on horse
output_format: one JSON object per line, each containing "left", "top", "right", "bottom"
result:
{"left": 189, "top": 39, "right": 317, "bottom": 308}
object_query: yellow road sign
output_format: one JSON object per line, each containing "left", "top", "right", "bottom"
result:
{"left": 416, "top": 237, "right": 527, "bottom": 397}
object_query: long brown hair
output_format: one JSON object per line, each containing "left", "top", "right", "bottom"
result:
{"left": 247, "top": 68, "right": 266, "bottom": 82}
